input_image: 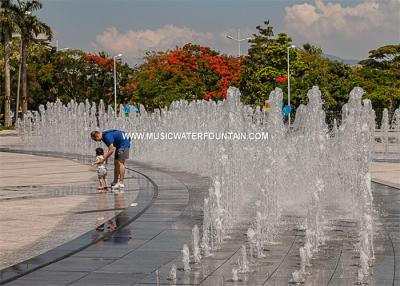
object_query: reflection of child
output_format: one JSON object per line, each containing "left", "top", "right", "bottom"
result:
{"left": 93, "top": 147, "right": 108, "bottom": 192}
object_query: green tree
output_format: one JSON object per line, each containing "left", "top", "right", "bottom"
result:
{"left": 290, "top": 44, "right": 353, "bottom": 112}
{"left": 21, "top": 46, "right": 135, "bottom": 109}
{"left": 352, "top": 44, "right": 400, "bottom": 121}
{"left": 11, "top": 0, "right": 52, "bottom": 114}
{"left": 359, "top": 45, "right": 400, "bottom": 69}
{"left": 0, "top": 0, "right": 18, "bottom": 126}
{"left": 240, "top": 20, "right": 305, "bottom": 106}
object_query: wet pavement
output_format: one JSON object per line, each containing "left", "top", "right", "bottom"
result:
{"left": 0, "top": 151, "right": 398, "bottom": 285}
{"left": 0, "top": 151, "right": 140, "bottom": 269}
{"left": 0, "top": 152, "right": 209, "bottom": 285}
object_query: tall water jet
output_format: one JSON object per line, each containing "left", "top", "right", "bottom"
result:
{"left": 392, "top": 107, "right": 400, "bottom": 131}
{"left": 246, "top": 227, "right": 257, "bottom": 264}
{"left": 192, "top": 225, "right": 201, "bottom": 263}
{"left": 238, "top": 245, "right": 249, "bottom": 273}
{"left": 181, "top": 244, "right": 191, "bottom": 272}
{"left": 167, "top": 264, "right": 177, "bottom": 285}
{"left": 201, "top": 198, "right": 212, "bottom": 257}
{"left": 232, "top": 268, "right": 239, "bottom": 282}
{"left": 381, "top": 108, "right": 390, "bottom": 155}
{"left": 155, "top": 269, "right": 160, "bottom": 286}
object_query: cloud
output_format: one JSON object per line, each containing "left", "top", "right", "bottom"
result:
{"left": 92, "top": 25, "right": 254, "bottom": 63}
{"left": 93, "top": 25, "right": 214, "bottom": 61}
{"left": 283, "top": 0, "right": 400, "bottom": 59}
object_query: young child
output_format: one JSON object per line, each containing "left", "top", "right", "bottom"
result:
{"left": 93, "top": 147, "right": 108, "bottom": 192}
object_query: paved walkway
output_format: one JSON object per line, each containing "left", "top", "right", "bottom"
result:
{"left": 0, "top": 130, "right": 20, "bottom": 148}
{"left": 0, "top": 151, "right": 96, "bottom": 269}
{"left": 1, "top": 158, "right": 209, "bottom": 285}
{"left": 0, "top": 151, "right": 95, "bottom": 187}
{"left": 0, "top": 149, "right": 139, "bottom": 271}
{"left": 370, "top": 161, "right": 400, "bottom": 189}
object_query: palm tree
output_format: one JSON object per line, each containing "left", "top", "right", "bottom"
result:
{"left": 12, "top": 0, "right": 52, "bottom": 114}
{"left": 0, "top": 0, "right": 18, "bottom": 126}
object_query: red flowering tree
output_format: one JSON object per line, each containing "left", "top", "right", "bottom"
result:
{"left": 84, "top": 54, "right": 113, "bottom": 70}
{"left": 130, "top": 44, "right": 241, "bottom": 109}
{"left": 84, "top": 53, "right": 114, "bottom": 71}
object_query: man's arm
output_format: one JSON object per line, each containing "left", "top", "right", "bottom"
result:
{"left": 103, "top": 144, "right": 116, "bottom": 161}
{"left": 92, "top": 157, "right": 102, "bottom": 166}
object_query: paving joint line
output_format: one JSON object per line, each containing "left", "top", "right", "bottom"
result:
{"left": 262, "top": 234, "right": 298, "bottom": 285}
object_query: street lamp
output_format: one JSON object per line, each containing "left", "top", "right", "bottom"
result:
{"left": 226, "top": 29, "right": 252, "bottom": 58}
{"left": 287, "top": 44, "right": 296, "bottom": 126}
{"left": 55, "top": 40, "right": 70, "bottom": 51}
{"left": 44, "top": 45, "right": 70, "bottom": 52}
{"left": 113, "top": 53, "right": 123, "bottom": 113}
{"left": 11, "top": 33, "right": 22, "bottom": 122}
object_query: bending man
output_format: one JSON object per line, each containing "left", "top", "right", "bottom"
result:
{"left": 91, "top": 129, "right": 130, "bottom": 189}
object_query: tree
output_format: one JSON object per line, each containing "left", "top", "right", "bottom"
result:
{"left": 0, "top": 0, "right": 18, "bottom": 126}
{"left": 352, "top": 44, "right": 400, "bottom": 122}
{"left": 359, "top": 44, "right": 400, "bottom": 69}
{"left": 131, "top": 44, "right": 241, "bottom": 109}
{"left": 22, "top": 46, "right": 135, "bottom": 109}
{"left": 290, "top": 45, "right": 353, "bottom": 112}
{"left": 11, "top": 0, "right": 52, "bottom": 114}
{"left": 240, "top": 20, "right": 305, "bottom": 106}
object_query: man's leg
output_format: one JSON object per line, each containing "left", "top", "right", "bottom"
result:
{"left": 119, "top": 159, "right": 126, "bottom": 184}
{"left": 113, "top": 160, "right": 120, "bottom": 184}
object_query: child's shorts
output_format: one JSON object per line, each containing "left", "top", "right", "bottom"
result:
{"left": 98, "top": 168, "right": 107, "bottom": 178}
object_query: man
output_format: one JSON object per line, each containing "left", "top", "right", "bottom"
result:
{"left": 90, "top": 129, "right": 130, "bottom": 189}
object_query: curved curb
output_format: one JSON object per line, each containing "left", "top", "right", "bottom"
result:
{"left": 0, "top": 150, "right": 159, "bottom": 285}
{"left": 371, "top": 178, "right": 400, "bottom": 190}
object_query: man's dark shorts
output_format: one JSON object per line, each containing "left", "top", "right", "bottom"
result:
{"left": 115, "top": 148, "right": 129, "bottom": 161}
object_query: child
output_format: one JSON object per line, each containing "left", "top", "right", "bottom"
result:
{"left": 93, "top": 147, "right": 108, "bottom": 192}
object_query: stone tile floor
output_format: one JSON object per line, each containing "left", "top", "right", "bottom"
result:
{"left": 0, "top": 151, "right": 142, "bottom": 270}
{"left": 0, "top": 153, "right": 398, "bottom": 285}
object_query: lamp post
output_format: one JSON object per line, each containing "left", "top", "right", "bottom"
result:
{"left": 45, "top": 40, "right": 70, "bottom": 52}
{"left": 113, "top": 53, "right": 123, "bottom": 113}
{"left": 226, "top": 29, "right": 252, "bottom": 58}
{"left": 287, "top": 44, "right": 296, "bottom": 126}
{"left": 11, "top": 33, "right": 22, "bottom": 123}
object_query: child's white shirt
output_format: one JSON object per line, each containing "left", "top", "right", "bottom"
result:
{"left": 96, "top": 155, "right": 106, "bottom": 170}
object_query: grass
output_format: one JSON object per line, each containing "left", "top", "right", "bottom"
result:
{"left": 0, "top": 125, "right": 16, "bottom": 131}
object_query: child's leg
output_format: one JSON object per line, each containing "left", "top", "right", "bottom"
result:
{"left": 103, "top": 177, "right": 108, "bottom": 188}
{"left": 100, "top": 177, "right": 107, "bottom": 188}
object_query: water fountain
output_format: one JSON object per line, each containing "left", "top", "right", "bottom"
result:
{"left": 167, "top": 264, "right": 177, "bottom": 285}
{"left": 238, "top": 244, "right": 250, "bottom": 273}
{"left": 181, "top": 244, "right": 191, "bottom": 272}
{"left": 192, "top": 225, "right": 201, "bottom": 264}
{"left": 16, "top": 85, "right": 389, "bottom": 284}
{"left": 381, "top": 108, "right": 390, "bottom": 156}
{"left": 231, "top": 267, "right": 239, "bottom": 282}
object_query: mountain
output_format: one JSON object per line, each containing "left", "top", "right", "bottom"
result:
{"left": 322, "top": 53, "right": 360, "bottom": 66}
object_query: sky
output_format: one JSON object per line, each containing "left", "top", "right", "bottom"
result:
{"left": 37, "top": 0, "right": 400, "bottom": 64}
